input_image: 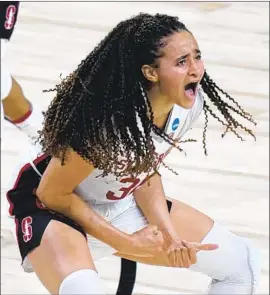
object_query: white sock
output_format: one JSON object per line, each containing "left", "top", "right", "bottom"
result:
{"left": 13, "top": 102, "right": 44, "bottom": 143}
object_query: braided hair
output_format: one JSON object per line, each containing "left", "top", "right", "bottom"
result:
{"left": 38, "top": 13, "right": 256, "bottom": 178}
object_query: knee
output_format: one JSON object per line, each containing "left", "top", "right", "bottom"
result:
{"left": 209, "top": 236, "right": 262, "bottom": 294}
{"left": 59, "top": 268, "right": 106, "bottom": 294}
{"left": 190, "top": 222, "right": 262, "bottom": 294}
{"left": 230, "top": 237, "right": 261, "bottom": 293}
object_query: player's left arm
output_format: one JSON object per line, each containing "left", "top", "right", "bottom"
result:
{"left": 133, "top": 173, "right": 179, "bottom": 244}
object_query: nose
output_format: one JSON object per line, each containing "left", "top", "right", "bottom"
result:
{"left": 188, "top": 59, "right": 201, "bottom": 78}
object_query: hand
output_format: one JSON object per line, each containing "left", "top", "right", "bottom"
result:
{"left": 166, "top": 239, "right": 219, "bottom": 268}
{"left": 120, "top": 225, "right": 164, "bottom": 257}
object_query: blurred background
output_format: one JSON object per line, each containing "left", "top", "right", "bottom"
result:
{"left": 1, "top": 2, "right": 269, "bottom": 294}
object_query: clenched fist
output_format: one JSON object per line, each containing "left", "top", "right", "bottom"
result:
{"left": 120, "top": 225, "right": 164, "bottom": 257}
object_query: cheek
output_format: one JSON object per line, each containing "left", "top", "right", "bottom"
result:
{"left": 159, "top": 67, "right": 186, "bottom": 88}
{"left": 198, "top": 61, "right": 205, "bottom": 79}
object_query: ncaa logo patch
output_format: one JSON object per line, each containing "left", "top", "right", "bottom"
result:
{"left": 172, "top": 118, "right": 180, "bottom": 131}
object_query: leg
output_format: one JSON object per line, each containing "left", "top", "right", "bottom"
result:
{"left": 1, "top": 6, "right": 42, "bottom": 137}
{"left": 116, "top": 198, "right": 261, "bottom": 294}
{"left": 2, "top": 77, "right": 32, "bottom": 121}
{"left": 1, "top": 39, "right": 44, "bottom": 142}
{"left": 16, "top": 212, "right": 106, "bottom": 294}
{"left": 1, "top": 39, "right": 30, "bottom": 120}
{"left": 1, "top": 74, "right": 44, "bottom": 142}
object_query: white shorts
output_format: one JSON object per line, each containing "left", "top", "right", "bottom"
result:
{"left": 21, "top": 195, "right": 148, "bottom": 272}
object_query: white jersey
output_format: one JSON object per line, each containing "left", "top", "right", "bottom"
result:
{"left": 25, "top": 90, "right": 204, "bottom": 205}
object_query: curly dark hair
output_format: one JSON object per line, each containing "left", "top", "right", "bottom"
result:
{"left": 38, "top": 13, "right": 256, "bottom": 178}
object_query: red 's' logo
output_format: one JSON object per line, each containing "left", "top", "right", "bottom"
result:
{"left": 4, "top": 5, "right": 17, "bottom": 30}
{"left": 21, "top": 216, "right": 33, "bottom": 243}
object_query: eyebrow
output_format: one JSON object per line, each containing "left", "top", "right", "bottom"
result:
{"left": 177, "top": 49, "right": 201, "bottom": 61}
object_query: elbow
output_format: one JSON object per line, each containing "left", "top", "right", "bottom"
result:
{"left": 36, "top": 184, "right": 72, "bottom": 214}
{"left": 36, "top": 187, "right": 62, "bottom": 211}
{"left": 35, "top": 187, "right": 54, "bottom": 208}
{"left": 36, "top": 186, "right": 46, "bottom": 203}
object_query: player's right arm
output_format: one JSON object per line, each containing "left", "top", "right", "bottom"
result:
{"left": 36, "top": 148, "right": 163, "bottom": 256}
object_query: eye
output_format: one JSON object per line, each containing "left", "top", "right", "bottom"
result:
{"left": 196, "top": 54, "right": 202, "bottom": 60}
{"left": 177, "top": 59, "right": 186, "bottom": 66}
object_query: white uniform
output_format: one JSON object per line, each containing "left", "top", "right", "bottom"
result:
{"left": 9, "top": 91, "right": 204, "bottom": 270}
{"left": 74, "top": 91, "right": 204, "bottom": 205}
{"left": 27, "top": 89, "right": 204, "bottom": 206}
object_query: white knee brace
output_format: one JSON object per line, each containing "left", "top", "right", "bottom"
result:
{"left": 59, "top": 269, "right": 106, "bottom": 294}
{"left": 190, "top": 222, "right": 261, "bottom": 294}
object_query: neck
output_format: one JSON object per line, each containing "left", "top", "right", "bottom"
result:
{"left": 147, "top": 86, "right": 174, "bottom": 129}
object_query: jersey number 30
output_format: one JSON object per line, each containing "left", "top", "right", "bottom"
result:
{"left": 106, "top": 177, "right": 147, "bottom": 200}
{"left": 105, "top": 150, "right": 170, "bottom": 200}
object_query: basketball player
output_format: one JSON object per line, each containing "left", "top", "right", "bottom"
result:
{"left": 6, "top": 13, "right": 261, "bottom": 295}
{"left": 0, "top": 1, "right": 43, "bottom": 141}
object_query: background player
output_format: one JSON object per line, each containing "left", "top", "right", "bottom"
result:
{"left": 0, "top": 1, "right": 43, "bottom": 141}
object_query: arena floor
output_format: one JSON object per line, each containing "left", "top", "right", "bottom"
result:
{"left": 1, "top": 2, "right": 269, "bottom": 294}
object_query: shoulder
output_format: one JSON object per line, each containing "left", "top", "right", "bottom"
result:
{"left": 37, "top": 148, "right": 96, "bottom": 197}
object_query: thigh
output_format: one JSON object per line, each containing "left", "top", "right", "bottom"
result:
{"left": 168, "top": 197, "right": 214, "bottom": 243}
{"left": 17, "top": 211, "right": 95, "bottom": 295}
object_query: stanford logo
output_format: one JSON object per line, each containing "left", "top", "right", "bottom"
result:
{"left": 21, "top": 216, "right": 33, "bottom": 243}
{"left": 4, "top": 5, "right": 17, "bottom": 30}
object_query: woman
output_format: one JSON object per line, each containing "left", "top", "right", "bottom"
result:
{"left": 6, "top": 13, "right": 261, "bottom": 294}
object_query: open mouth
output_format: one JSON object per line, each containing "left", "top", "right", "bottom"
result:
{"left": 184, "top": 82, "right": 198, "bottom": 99}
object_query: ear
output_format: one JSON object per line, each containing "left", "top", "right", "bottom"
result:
{"left": 141, "top": 65, "right": 159, "bottom": 83}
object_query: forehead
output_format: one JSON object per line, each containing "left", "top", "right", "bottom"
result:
{"left": 159, "top": 31, "right": 200, "bottom": 59}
